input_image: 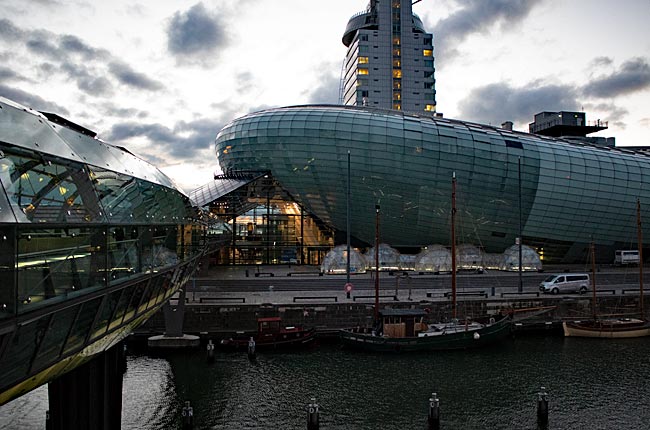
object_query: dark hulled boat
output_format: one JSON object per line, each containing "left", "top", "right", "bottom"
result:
{"left": 340, "top": 309, "right": 511, "bottom": 352}
{"left": 220, "top": 317, "right": 316, "bottom": 351}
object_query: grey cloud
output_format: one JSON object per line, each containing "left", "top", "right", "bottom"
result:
{"left": 26, "top": 34, "right": 59, "bottom": 59}
{"left": 306, "top": 66, "right": 340, "bottom": 105}
{"left": 430, "top": 0, "right": 543, "bottom": 64}
{"left": 166, "top": 2, "right": 229, "bottom": 65}
{"left": 583, "top": 102, "right": 628, "bottom": 129}
{"left": 106, "top": 117, "right": 226, "bottom": 161}
{"left": 435, "top": 0, "right": 543, "bottom": 42}
{"left": 0, "top": 84, "right": 70, "bottom": 115}
{"left": 108, "top": 62, "right": 164, "bottom": 91}
{"left": 236, "top": 72, "right": 254, "bottom": 93}
{"left": 99, "top": 103, "right": 149, "bottom": 119}
{"left": 458, "top": 81, "right": 580, "bottom": 125}
{"left": 59, "top": 35, "right": 104, "bottom": 60}
{"left": 590, "top": 56, "right": 613, "bottom": 68}
{"left": 60, "top": 62, "right": 114, "bottom": 96}
{"left": 0, "top": 18, "right": 24, "bottom": 42}
{"left": 585, "top": 102, "right": 628, "bottom": 123}
{"left": 0, "top": 66, "right": 20, "bottom": 81}
{"left": 582, "top": 57, "right": 650, "bottom": 98}
{"left": 1, "top": 20, "right": 158, "bottom": 98}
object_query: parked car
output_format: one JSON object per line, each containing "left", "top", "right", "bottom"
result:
{"left": 539, "top": 274, "right": 590, "bottom": 294}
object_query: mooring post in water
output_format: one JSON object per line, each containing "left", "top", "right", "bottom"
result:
{"left": 307, "top": 397, "right": 320, "bottom": 430}
{"left": 207, "top": 339, "right": 215, "bottom": 363}
{"left": 247, "top": 337, "right": 256, "bottom": 360}
{"left": 182, "top": 400, "right": 194, "bottom": 430}
{"left": 428, "top": 392, "right": 440, "bottom": 430}
{"left": 537, "top": 386, "right": 549, "bottom": 427}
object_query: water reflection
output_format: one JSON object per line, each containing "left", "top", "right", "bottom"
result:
{"left": 0, "top": 336, "right": 649, "bottom": 429}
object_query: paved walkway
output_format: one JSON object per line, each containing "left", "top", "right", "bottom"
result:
{"left": 182, "top": 264, "right": 646, "bottom": 306}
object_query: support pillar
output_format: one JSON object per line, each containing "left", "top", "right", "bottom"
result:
{"left": 148, "top": 289, "right": 199, "bottom": 348}
{"left": 48, "top": 342, "right": 124, "bottom": 430}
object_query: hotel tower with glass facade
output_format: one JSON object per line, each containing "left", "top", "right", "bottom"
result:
{"left": 342, "top": 0, "right": 436, "bottom": 112}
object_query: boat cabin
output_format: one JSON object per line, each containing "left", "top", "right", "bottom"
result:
{"left": 379, "top": 309, "right": 428, "bottom": 338}
{"left": 258, "top": 317, "right": 283, "bottom": 334}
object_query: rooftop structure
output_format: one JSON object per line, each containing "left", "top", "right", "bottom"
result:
{"left": 341, "top": 0, "right": 436, "bottom": 112}
{"left": 529, "top": 111, "right": 608, "bottom": 137}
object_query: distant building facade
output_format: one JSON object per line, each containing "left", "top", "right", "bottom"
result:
{"left": 341, "top": 0, "right": 436, "bottom": 112}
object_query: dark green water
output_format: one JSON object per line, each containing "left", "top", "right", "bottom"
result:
{"left": 1, "top": 336, "right": 650, "bottom": 429}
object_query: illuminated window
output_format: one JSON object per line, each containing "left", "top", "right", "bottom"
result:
{"left": 392, "top": 69, "right": 402, "bottom": 78}
{"left": 425, "top": 104, "right": 436, "bottom": 112}
{"left": 393, "top": 48, "right": 401, "bottom": 56}
{"left": 423, "top": 49, "right": 433, "bottom": 57}
{"left": 358, "top": 68, "right": 369, "bottom": 75}
{"left": 393, "top": 103, "right": 401, "bottom": 110}
{"left": 393, "top": 92, "right": 401, "bottom": 101}
{"left": 358, "top": 56, "right": 369, "bottom": 64}
{"left": 392, "top": 37, "right": 400, "bottom": 45}
{"left": 392, "top": 1, "right": 400, "bottom": 7}
{"left": 393, "top": 81, "right": 401, "bottom": 89}
{"left": 392, "top": 59, "right": 401, "bottom": 67}
{"left": 356, "top": 79, "right": 366, "bottom": 87}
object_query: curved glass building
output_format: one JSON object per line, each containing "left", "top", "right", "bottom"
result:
{"left": 215, "top": 105, "right": 650, "bottom": 263}
{"left": 0, "top": 97, "right": 204, "bottom": 405}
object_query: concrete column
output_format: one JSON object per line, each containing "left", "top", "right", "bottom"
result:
{"left": 47, "top": 342, "right": 124, "bottom": 430}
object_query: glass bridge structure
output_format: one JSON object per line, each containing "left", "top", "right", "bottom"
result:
{"left": 0, "top": 97, "right": 206, "bottom": 426}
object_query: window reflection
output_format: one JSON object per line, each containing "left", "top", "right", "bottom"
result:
{"left": 16, "top": 228, "right": 106, "bottom": 312}
{"left": 0, "top": 147, "right": 103, "bottom": 224}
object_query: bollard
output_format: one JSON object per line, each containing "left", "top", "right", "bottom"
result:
{"left": 206, "top": 339, "right": 215, "bottom": 363}
{"left": 245, "top": 269, "right": 249, "bottom": 277}
{"left": 247, "top": 337, "right": 256, "bottom": 360}
{"left": 427, "top": 392, "right": 440, "bottom": 430}
{"left": 491, "top": 286, "right": 496, "bottom": 296}
{"left": 307, "top": 397, "right": 320, "bottom": 430}
{"left": 182, "top": 400, "right": 194, "bottom": 430}
{"left": 45, "top": 410, "right": 51, "bottom": 430}
{"left": 537, "top": 386, "right": 549, "bottom": 427}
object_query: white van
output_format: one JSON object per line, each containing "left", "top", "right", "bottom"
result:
{"left": 539, "top": 274, "right": 590, "bottom": 294}
{"left": 614, "top": 250, "right": 639, "bottom": 266}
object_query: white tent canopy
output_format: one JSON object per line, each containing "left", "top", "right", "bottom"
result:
{"left": 321, "top": 245, "right": 367, "bottom": 274}
{"left": 414, "top": 245, "right": 452, "bottom": 273}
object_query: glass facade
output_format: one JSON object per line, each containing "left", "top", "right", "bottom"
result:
{"left": 0, "top": 97, "right": 205, "bottom": 405}
{"left": 215, "top": 105, "right": 650, "bottom": 263}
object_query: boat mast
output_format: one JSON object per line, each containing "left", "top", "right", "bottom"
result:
{"left": 590, "top": 242, "right": 597, "bottom": 320}
{"left": 638, "top": 199, "right": 644, "bottom": 317}
{"left": 346, "top": 150, "right": 351, "bottom": 287}
{"left": 451, "top": 173, "right": 457, "bottom": 319}
{"left": 374, "top": 204, "right": 380, "bottom": 323}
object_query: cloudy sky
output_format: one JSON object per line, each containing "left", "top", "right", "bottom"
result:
{"left": 1, "top": 0, "right": 649, "bottom": 193}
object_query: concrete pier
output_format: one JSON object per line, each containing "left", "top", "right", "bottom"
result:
{"left": 136, "top": 265, "right": 650, "bottom": 338}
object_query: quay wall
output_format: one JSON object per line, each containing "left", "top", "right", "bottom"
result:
{"left": 135, "top": 295, "right": 647, "bottom": 338}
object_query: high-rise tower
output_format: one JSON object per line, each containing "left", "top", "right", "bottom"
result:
{"left": 342, "top": 0, "right": 436, "bottom": 112}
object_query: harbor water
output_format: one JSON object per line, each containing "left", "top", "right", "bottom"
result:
{"left": 1, "top": 335, "right": 649, "bottom": 429}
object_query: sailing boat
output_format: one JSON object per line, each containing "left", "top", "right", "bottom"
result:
{"left": 339, "top": 174, "right": 511, "bottom": 352}
{"left": 563, "top": 199, "right": 650, "bottom": 338}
